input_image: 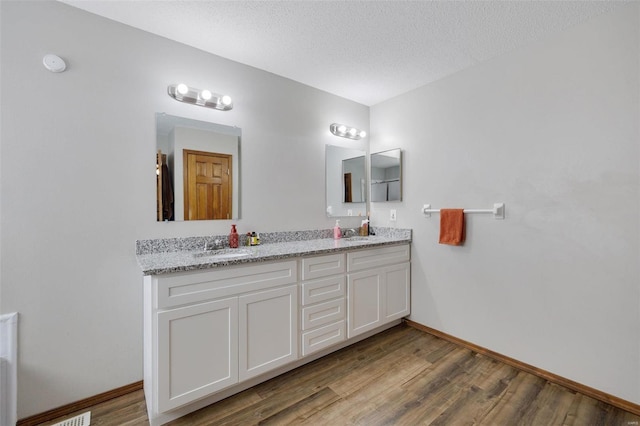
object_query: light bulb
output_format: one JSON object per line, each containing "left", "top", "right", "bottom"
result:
{"left": 359, "top": 130, "right": 367, "bottom": 138}
{"left": 220, "top": 95, "right": 232, "bottom": 106}
{"left": 348, "top": 128, "right": 357, "bottom": 137}
{"left": 200, "top": 90, "right": 212, "bottom": 100}
{"left": 337, "top": 125, "right": 347, "bottom": 134}
{"left": 176, "top": 84, "right": 189, "bottom": 95}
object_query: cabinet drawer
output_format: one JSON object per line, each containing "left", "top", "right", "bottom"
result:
{"left": 301, "top": 253, "right": 345, "bottom": 280}
{"left": 301, "top": 320, "right": 346, "bottom": 356}
{"left": 301, "top": 275, "right": 345, "bottom": 306}
{"left": 301, "top": 298, "right": 345, "bottom": 331}
{"left": 347, "top": 244, "right": 410, "bottom": 272}
{"left": 155, "top": 260, "right": 297, "bottom": 309}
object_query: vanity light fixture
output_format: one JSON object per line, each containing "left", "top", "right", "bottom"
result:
{"left": 330, "top": 123, "right": 367, "bottom": 140}
{"left": 167, "top": 83, "right": 233, "bottom": 111}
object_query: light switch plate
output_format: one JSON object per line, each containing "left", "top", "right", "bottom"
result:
{"left": 390, "top": 209, "right": 397, "bottom": 221}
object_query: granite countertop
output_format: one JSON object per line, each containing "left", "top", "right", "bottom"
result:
{"left": 136, "top": 227, "right": 411, "bottom": 276}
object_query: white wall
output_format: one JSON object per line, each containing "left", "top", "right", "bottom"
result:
{"left": 0, "top": 1, "right": 368, "bottom": 418}
{"left": 371, "top": 3, "right": 639, "bottom": 403}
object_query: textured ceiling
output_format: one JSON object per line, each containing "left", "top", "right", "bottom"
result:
{"left": 59, "top": 0, "right": 622, "bottom": 106}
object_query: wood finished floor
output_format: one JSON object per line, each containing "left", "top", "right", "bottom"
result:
{"left": 42, "top": 324, "right": 640, "bottom": 426}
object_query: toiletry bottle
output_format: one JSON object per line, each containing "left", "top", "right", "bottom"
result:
{"left": 360, "top": 219, "right": 369, "bottom": 236}
{"left": 251, "top": 232, "right": 258, "bottom": 246}
{"left": 334, "top": 220, "right": 341, "bottom": 240}
{"left": 246, "top": 232, "right": 251, "bottom": 246}
{"left": 229, "top": 224, "right": 239, "bottom": 248}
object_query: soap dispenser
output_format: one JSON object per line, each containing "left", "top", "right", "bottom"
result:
{"left": 229, "top": 224, "right": 239, "bottom": 248}
{"left": 334, "top": 220, "right": 342, "bottom": 240}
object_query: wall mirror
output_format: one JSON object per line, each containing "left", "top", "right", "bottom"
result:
{"left": 325, "top": 145, "right": 367, "bottom": 217}
{"left": 370, "top": 148, "right": 402, "bottom": 202}
{"left": 156, "top": 113, "right": 241, "bottom": 221}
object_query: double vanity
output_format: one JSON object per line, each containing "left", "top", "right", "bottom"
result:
{"left": 136, "top": 228, "right": 411, "bottom": 425}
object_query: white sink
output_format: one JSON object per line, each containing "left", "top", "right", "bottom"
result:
{"left": 343, "top": 236, "right": 370, "bottom": 242}
{"left": 193, "top": 248, "right": 252, "bottom": 260}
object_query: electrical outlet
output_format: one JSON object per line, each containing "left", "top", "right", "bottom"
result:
{"left": 347, "top": 209, "right": 353, "bottom": 216}
{"left": 390, "top": 209, "right": 397, "bottom": 222}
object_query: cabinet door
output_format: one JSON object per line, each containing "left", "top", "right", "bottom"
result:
{"left": 347, "top": 269, "right": 383, "bottom": 338}
{"left": 157, "top": 298, "right": 238, "bottom": 413}
{"left": 383, "top": 262, "right": 411, "bottom": 322}
{"left": 238, "top": 285, "right": 298, "bottom": 381}
{"left": 348, "top": 262, "right": 411, "bottom": 338}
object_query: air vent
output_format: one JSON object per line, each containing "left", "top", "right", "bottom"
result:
{"left": 51, "top": 411, "right": 91, "bottom": 426}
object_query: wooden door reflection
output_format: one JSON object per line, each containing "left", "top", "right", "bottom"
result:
{"left": 183, "top": 149, "right": 232, "bottom": 220}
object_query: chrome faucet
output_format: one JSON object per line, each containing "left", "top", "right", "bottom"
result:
{"left": 342, "top": 228, "right": 358, "bottom": 238}
{"left": 204, "top": 239, "right": 224, "bottom": 251}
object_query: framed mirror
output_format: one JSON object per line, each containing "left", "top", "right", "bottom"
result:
{"left": 370, "top": 148, "right": 402, "bottom": 202}
{"left": 156, "top": 113, "right": 241, "bottom": 221}
{"left": 325, "top": 145, "right": 367, "bottom": 217}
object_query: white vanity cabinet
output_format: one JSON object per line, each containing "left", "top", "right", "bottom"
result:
{"left": 347, "top": 244, "right": 411, "bottom": 338}
{"left": 299, "top": 253, "right": 347, "bottom": 356}
{"left": 144, "top": 260, "right": 298, "bottom": 417}
{"left": 142, "top": 241, "right": 410, "bottom": 426}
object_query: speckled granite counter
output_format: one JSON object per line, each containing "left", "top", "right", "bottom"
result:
{"left": 136, "top": 227, "right": 411, "bottom": 275}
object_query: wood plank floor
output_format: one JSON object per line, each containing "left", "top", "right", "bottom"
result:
{"left": 41, "top": 324, "right": 640, "bottom": 426}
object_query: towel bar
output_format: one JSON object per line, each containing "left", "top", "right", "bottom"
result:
{"left": 422, "top": 203, "right": 505, "bottom": 219}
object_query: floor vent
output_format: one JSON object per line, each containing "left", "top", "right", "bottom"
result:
{"left": 51, "top": 411, "right": 91, "bottom": 426}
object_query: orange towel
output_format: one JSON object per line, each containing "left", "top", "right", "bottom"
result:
{"left": 439, "top": 209, "right": 465, "bottom": 245}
